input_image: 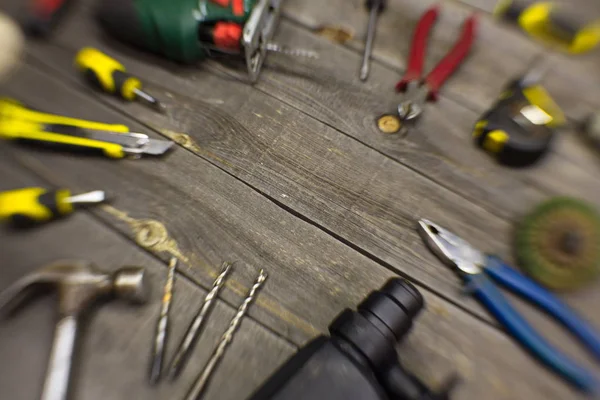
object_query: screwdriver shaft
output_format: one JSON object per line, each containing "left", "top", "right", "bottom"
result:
{"left": 149, "top": 257, "right": 177, "bottom": 384}
{"left": 133, "top": 88, "right": 165, "bottom": 113}
{"left": 168, "top": 262, "right": 233, "bottom": 380}
{"left": 63, "top": 190, "right": 106, "bottom": 205}
{"left": 360, "top": 6, "right": 380, "bottom": 81}
{"left": 184, "top": 269, "right": 268, "bottom": 400}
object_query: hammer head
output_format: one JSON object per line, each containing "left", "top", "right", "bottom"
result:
{"left": 0, "top": 260, "right": 149, "bottom": 317}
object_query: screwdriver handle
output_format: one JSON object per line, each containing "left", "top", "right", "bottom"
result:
{"left": 366, "top": 0, "right": 386, "bottom": 12}
{"left": 75, "top": 48, "right": 142, "bottom": 101}
{"left": 0, "top": 119, "right": 126, "bottom": 159}
{"left": 0, "top": 187, "right": 73, "bottom": 224}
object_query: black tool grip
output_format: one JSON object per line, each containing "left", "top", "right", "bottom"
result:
{"left": 366, "top": 0, "right": 386, "bottom": 11}
{"left": 24, "top": 0, "right": 73, "bottom": 37}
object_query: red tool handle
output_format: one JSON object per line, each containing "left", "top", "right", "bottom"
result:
{"left": 395, "top": 6, "right": 439, "bottom": 93}
{"left": 424, "top": 15, "right": 477, "bottom": 101}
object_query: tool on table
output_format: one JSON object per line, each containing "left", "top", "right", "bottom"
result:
{"left": 419, "top": 218, "right": 600, "bottom": 393}
{"left": 168, "top": 262, "right": 232, "bottom": 380}
{"left": 249, "top": 279, "right": 454, "bottom": 400}
{"left": 75, "top": 48, "right": 164, "bottom": 112}
{"left": 0, "top": 187, "right": 106, "bottom": 226}
{"left": 377, "top": 6, "right": 477, "bottom": 134}
{"left": 495, "top": 1, "right": 600, "bottom": 54}
{"left": 0, "top": 99, "right": 173, "bottom": 158}
{"left": 359, "top": 0, "right": 386, "bottom": 82}
{"left": 516, "top": 197, "right": 600, "bottom": 291}
{"left": 96, "top": 0, "right": 317, "bottom": 83}
{"left": 473, "top": 77, "right": 565, "bottom": 167}
{"left": 0, "top": 260, "right": 149, "bottom": 400}
{"left": 23, "top": 0, "right": 74, "bottom": 37}
{"left": 185, "top": 269, "right": 267, "bottom": 400}
{"left": 149, "top": 257, "right": 178, "bottom": 384}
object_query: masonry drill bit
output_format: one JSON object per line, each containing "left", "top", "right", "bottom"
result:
{"left": 184, "top": 269, "right": 268, "bottom": 400}
{"left": 168, "top": 262, "right": 233, "bottom": 380}
{"left": 149, "top": 257, "right": 177, "bottom": 384}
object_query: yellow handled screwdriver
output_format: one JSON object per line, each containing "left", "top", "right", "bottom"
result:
{"left": 0, "top": 187, "right": 106, "bottom": 225}
{"left": 75, "top": 47, "right": 164, "bottom": 112}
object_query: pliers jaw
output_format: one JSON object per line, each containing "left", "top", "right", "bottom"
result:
{"left": 417, "top": 219, "right": 485, "bottom": 275}
{"left": 397, "top": 83, "right": 429, "bottom": 121}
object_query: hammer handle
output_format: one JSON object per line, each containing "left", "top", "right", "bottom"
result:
{"left": 41, "top": 316, "right": 78, "bottom": 400}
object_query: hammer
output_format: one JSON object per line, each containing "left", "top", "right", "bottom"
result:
{"left": 0, "top": 260, "right": 150, "bottom": 400}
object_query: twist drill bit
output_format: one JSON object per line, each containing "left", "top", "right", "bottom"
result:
{"left": 168, "top": 262, "right": 233, "bottom": 380}
{"left": 149, "top": 257, "right": 177, "bottom": 384}
{"left": 184, "top": 269, "right": 268, "bottom": 400}
{"left": 264, "top": 43, "right": 319, "bottom": 59}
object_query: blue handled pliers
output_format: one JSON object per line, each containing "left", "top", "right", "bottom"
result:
{"left": 418, "top": 218, "right": 600, "bottom": 393}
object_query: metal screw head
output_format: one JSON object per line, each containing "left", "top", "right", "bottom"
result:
{"left": 112, "top": 267, "right": 149, "bottom": 304}
{"left": 377, "top": 114, "right": 403, "bottom": 134}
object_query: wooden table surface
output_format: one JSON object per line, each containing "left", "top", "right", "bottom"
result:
{"left": 1, "top": 0, "right": 599, "bottom": 399}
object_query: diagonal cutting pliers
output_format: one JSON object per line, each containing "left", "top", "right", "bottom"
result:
{"left": 396, "top": 7, "right": 477, "bottom": 121}
{"left": 418, "top": 218, "right": 600, "bottom": 394}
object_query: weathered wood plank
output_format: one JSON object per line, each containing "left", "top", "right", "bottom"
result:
{"left": 284, "top": 0, "right": 542, "bottom": 110}
{"left": 0, "top": 159, "right": 295, "bottom": 400}
{"left": 260, "top": 2, "right": 600, "bottom": 208}
{"left": 20, "top": 48, "right": 517, "bottom": 322}
{"left": 1, "top": 148, "right": 592, "bottom": 400}
{"left": 22, "top": 5, "right": 600, "bottom": 336}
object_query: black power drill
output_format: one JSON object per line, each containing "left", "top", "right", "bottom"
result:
{"left": 249, "top": 279, "right": 455, "bottom": 400}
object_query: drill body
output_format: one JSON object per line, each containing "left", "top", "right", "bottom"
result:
{"left": 249, "top": 279, "right": 453, "bottom": 400}
{"left": 97, "top": 0, "right": 258, "bottom": 63}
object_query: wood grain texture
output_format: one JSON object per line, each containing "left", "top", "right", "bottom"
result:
{"left": 0, "top": 0, "right": 599, "bottom": 398}
{"left": 1, "top": 150, "right": 592, "bottom": 400}
{"left": 0, "top": 160, "right": 295, "bottom": 400}
{"left": 266, "top": 0, "right": 600, "bottom": 209}
{"left": 22, "top": 2, "right": 600, "bottom": 326}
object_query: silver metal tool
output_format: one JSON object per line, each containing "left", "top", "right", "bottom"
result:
{"left": 75, "top": 129, "right": 174, "bottom": 156}
{"left": 184, "top": 269, "right": 268, "bottom": 400}
{"left": 149, "top": 257, "right": 177, "bottom": 384}
{"left": 0, "top": 261, "right": 149, "bottom": 400}
{"left": 243, "top": 0, "right": 283, "bottom": 83}
{"left": 263, "top": 43, "right": 319, "bottom": 59}
{"left": 168, "top": 262, "right": 233, "bottom": 380}
{"left": 242, "top": 0, "right": 317, "bottom": 82}
{"left": 63, "top": 190, "right": 107, "bottom": 205}
{"left": 360, "top": 0, "right": 386, "bottom": 81}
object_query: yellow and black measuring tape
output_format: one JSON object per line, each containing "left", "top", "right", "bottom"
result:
{"left": 473, "top": 79, "right": 565, "bottom": 167}
{"left": 495, "top": 1, "right": 600, "bottom": 54}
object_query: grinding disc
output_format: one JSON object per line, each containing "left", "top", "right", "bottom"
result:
{"left": 516, "top": 197, "right": 600, "bottom": 290}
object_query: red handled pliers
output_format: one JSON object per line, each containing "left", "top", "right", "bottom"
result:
{"left": 396, "top": 7, "right": 477, "bottom": 121}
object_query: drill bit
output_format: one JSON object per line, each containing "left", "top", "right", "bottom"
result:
{"left": 184, "top": 269, "right": 268, "bottom": 400}
{"left": 264, "top": 43, "right": 319, "bottom": 59}
{"left": 167, "top": 262, "right": 233, "bottom": 380}
{"left": 149, "top": 257, "right": 177, "bottom": 384}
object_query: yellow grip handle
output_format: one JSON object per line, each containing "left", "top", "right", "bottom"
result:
{"left": 0, "top": 98, "right": 130, "bottom": 132}
{"left": 75, "top": 47, "right": 141, "bottom": 100}
{"left": 0, "top": 120, "right": 126, "bottom": 159}
{"left": 0, "top": 188, "right": 73, "bottom": 223}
